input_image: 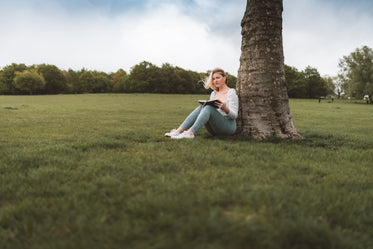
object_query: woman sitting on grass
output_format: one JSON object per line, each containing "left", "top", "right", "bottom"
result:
{"left": 165, "top": 68, "right": 239, "bottom": 139}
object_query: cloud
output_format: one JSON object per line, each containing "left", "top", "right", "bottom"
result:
{"left": 116, "top": 3, "right": 240, "bottom": 74}
{"left": 283, "top": 0, "right": 373, "bottom": 76}
{"left": 0, "top": 0, "right": 242, "bottom": 75}
{"left": 0, "top": 5, "right": 120, "bottom": 70}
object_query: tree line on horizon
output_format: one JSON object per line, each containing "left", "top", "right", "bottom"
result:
{"left": 0, "top": 61, "right": 333, "bottom": 98}
{"left": 1, "top": 45, "right": 371, "bottom": 101}
{"left": 0, "top": 61, "right": 217, "bottom": 95}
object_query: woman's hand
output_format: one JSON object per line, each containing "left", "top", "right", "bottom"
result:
{"left": 215, "top": 101, "right": 224, "bottom": 109}
{"left": 215, "top": 100, "right": 230, "bottom": 114}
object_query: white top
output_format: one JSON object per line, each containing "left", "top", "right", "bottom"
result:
{"left": 210, "top": 88, "right": 239, "bottom": 120}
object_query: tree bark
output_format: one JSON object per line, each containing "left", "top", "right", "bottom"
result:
{"left": 236, "top": 0, "right": 301, "bottom": 139}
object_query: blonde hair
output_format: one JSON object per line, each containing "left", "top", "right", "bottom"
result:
{"left": 203, "top": 67, "right": 228, "bottom": 91}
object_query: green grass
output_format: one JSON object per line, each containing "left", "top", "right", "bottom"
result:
{"left": 0, "top": 94, "right": 372, "bottom": 249}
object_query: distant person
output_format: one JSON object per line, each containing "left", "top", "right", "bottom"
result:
{"left": 165, "top": 68, "right": 239, "bottom": 139}
{"left": 319, "top": 97, "right": 321, "bottom": 103}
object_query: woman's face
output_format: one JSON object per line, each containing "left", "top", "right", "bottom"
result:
{"left": 212, "top": 72, "right": 226, "bottom": 89}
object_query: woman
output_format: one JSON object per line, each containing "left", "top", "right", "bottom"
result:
{"left": 165, "top": 68, "right": 239, "bottom": 139}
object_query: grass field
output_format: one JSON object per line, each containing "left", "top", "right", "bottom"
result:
{"left": 0, "top": 94, "right": 372, "bottom": 249}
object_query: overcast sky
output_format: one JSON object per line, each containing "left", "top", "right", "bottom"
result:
{"left": 1, "top": 0, "right": 372, "bottom": 77}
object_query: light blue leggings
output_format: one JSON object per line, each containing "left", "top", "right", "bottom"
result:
{"left": 180, "top": 105, "right": 236, "bottom": 135}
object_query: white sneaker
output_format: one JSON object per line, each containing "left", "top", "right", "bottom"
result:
{"left": 165, "top": 129, "right": 180, "bottom": 137}
{"left": 171, "top": 131, "right": 195, "bottom": 139}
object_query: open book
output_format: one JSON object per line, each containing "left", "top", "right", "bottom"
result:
{"left": 198, "top": 99, "right": 221, "bottom": 108}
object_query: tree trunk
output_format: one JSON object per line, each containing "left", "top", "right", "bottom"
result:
{"left": 236, "top": 0, "right": 301, "bottom": 139}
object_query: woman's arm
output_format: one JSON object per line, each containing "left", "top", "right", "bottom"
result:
{"left": 225, "top": 89, "right": 239, "bottom": 119}
{"left": 209, "top": 91, "right": 216, "bottom": 101}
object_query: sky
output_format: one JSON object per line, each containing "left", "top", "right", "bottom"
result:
{"left": 0, "top": 0, "right": 372, "bottom": 77}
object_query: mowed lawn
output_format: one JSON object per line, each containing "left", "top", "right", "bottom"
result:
{"left": 0, "top": 94, "right": 372, "bottom": 249}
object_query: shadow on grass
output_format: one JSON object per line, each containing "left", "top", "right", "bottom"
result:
{"left": 203, "top": 132, "right": 373, "bottom": 151}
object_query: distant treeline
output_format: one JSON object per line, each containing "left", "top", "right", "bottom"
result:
{"left": 285, "top": 65, "right": 335, "bottom": 98}
{"left": 0, "top": 61, "right": 334, "bottom": 98}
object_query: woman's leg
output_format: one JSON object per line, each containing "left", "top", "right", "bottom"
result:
{"left": 205, "top": 117, "right": 236, "bottom": 135}
{"left": 189, "top": 106, "right": 236, "bottom": 135}
{"left": 178, "top": 106, "right": 203, "bottom": 132}
{"left": 204, "top": 122, "right": 217, "bottom": 135}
